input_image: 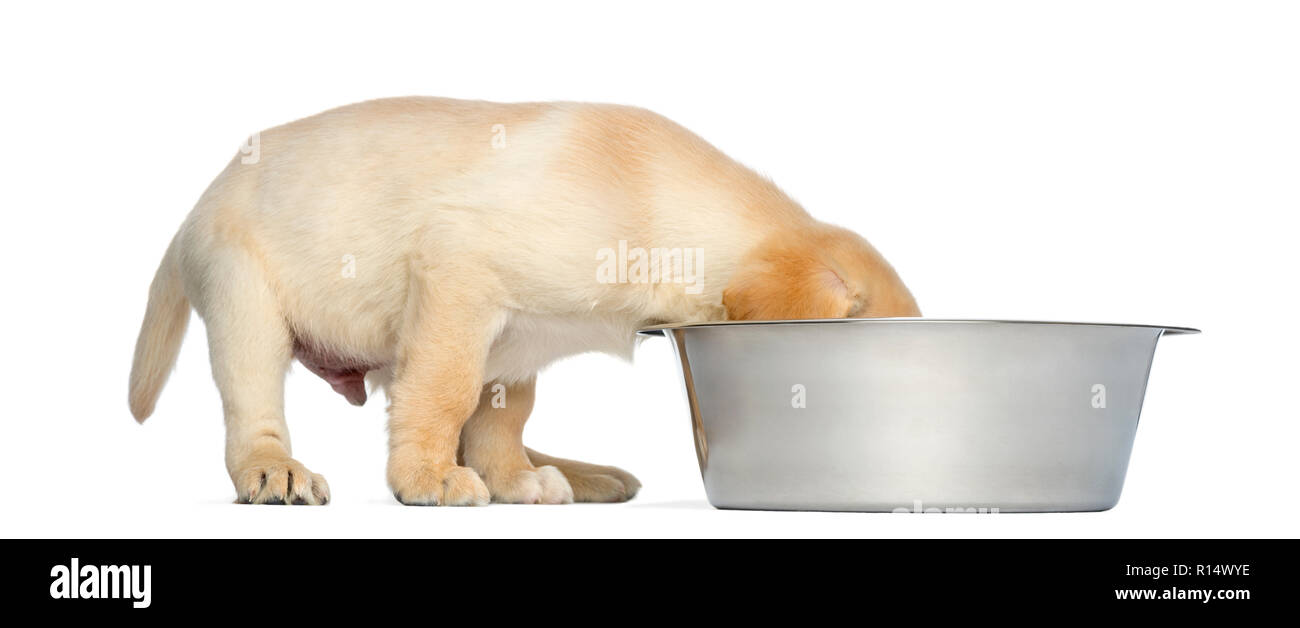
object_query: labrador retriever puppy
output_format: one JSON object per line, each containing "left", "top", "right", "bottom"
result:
{"left": 128, "top": 97, "right": 920, "bottom": 506}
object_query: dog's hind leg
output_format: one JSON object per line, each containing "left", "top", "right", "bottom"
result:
{"left": 194, "top": 242, "right": 329, "bottom": 505}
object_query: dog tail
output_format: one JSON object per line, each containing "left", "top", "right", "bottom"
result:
{"left": 129, "top": 237, "right": 190, "bottom": 422}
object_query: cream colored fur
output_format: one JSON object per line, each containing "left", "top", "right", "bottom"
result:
{"left": 128, "top": 97, "right": 919, "bottom": 505}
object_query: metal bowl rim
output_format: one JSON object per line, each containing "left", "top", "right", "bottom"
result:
{"left": 636, "top": 318, "right": 1200, "bottom": 336}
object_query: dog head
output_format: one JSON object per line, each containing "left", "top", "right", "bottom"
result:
{"left": 723, "top": 223, "right": 920, "bottom": 320}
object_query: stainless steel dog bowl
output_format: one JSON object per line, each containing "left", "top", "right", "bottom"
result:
{"left": 639, "top": 319, "right": 1197, "bottom": 512}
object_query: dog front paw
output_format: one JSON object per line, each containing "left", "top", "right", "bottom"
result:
{"left": 567, "top": 468, "right": 640, "bottom": 503}
{"left": 525, "top": 449, "right": 642, "bottom": 503}
{"left": 388, "top": 454, "right": 489, "bottom": 506}
{"left": 483, "top": 465, "right": 574, "bottom": 504}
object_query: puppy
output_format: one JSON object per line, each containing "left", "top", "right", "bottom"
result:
{"left": 128, "top": 97, "right": 920, "bottom": 506}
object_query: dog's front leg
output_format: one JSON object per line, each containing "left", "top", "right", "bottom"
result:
{"left": 459, "top": 376, "right": 638, "bottom": 504}
{"left": 459, "top": 378, "right": 574, "bottom": 504}
{"left": 385, "top": 272, "right": 500, "bottom": 506}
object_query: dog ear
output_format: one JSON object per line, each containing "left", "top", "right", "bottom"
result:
{"left": 723, "top": 243, "right": 855, "bottom": 320}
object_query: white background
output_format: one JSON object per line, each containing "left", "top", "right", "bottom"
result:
{"left": 1, "top": 1, "right": 1295, "bottom": 538}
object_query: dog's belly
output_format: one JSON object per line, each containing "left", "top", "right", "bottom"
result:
{"left": 293, "top": 338, "right": 383, "bottom": 406}
{"left": 294, "top": 309, "right": 641, "bottom": 404}
{"left": 485, "top": 310, "right": 641, "bottom": 384}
